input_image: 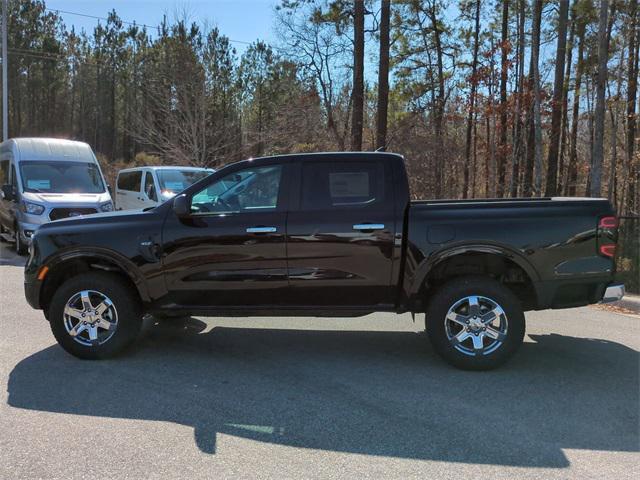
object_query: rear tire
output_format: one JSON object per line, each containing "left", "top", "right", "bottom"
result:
{"left": 49, "top": 272, "right": 143, "bottom": 359}
{"left": 426, "top": 275, "right": 525, "bottom": 370}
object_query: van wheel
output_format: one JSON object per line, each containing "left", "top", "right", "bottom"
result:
{"left": 48, "top": 272, "right": 143, "bottom": 359}
{"left": 14, "top": 223, "right": 27, "bottom": 255}
{"left": 426, "top": 276, "right": 525, "bottom": 370}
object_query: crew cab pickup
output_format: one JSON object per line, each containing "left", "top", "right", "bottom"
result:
{"left": 24, "top": 152, "right": 624, "bottom": 369}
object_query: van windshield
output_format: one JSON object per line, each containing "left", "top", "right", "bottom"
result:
{"left": 156, "top": 169, "right": 212, "bottom": 194}
{"left": 20, "top": 161, "right": 105, "bottom": 193}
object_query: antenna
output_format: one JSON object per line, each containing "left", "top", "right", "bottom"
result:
{"left": 375, "top": 146, "right": 386, "bottom": 152}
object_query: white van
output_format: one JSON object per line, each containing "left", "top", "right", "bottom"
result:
{"left": 0, "top": 138, "right": 113, "bottom": 254}
{"left": 115, "top": 166, "right": 214, "bottom": 210}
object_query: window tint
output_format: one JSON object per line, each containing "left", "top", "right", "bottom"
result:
{"left": 191, "top": 165, "right": 282, "bottom": 214}
{"left": 144, "top": 172, "right": 157, "bottom": 201}
{"left": 0, "top": 160, "right": 8, "bottom": 185}
{"left": 301, "top": 162, "right": 384, "bottom": 209}
{"left": 118, "top": 171, "right": 142, "bottom": 192}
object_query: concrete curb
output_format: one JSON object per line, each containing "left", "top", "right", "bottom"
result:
{"left": 613, "top": 293, "right": 640, "bottom": 313}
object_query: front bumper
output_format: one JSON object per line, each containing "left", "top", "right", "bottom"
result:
{"left": 600, "top": 283, "right": 625, "bottom": 303}
{"left": 24, "top": 279, "right": 42, "bottom": 310}
{"left": 18, "top": 221, "right": 40, "bottom": 245}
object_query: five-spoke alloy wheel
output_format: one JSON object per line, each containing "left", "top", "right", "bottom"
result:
{"left": 49, "top": 272, "right": 142, "bottom": 359}
{"left": 426, "top": 276, "right": 525, "bottom": 370}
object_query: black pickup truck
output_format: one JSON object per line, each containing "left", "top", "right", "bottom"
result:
{"left": 24, "top": 152, "right": 624, "bottom": 369}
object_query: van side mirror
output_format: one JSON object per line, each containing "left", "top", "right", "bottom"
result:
{"left": 173, "top": 194, "right": 190, "bottom": 217}
{"left": 1, "top": 184, "right": 14, "bottom": 201}
{"left": 107, "top": 184, "right": 112, "bottom": 195}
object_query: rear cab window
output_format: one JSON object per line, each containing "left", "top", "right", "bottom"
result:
{"left": 300, "top": 161, "right": 387, "bottom": 210}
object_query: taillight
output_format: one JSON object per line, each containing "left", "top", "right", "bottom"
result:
{"left": 597, "top": 215, "right": 618, "bottom": 258}
{"left": 598, "top": 216, "right": 618, "bottom": 229}
{"left": 599, "top": 244, "right": 616, "bottom": 258}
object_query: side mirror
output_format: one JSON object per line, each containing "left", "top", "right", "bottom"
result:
{"left": 173, "top": 194, "right": 190, "bottom": 217}
{"left": 1, "top": 184, "right": 14, "bottom": 201}
{"left": 107, "top": 184, "right": 113, "bottom": 195}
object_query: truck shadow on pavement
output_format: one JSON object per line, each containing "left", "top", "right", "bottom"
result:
{"left": 7, "top": 317, "right": 640, "bottom": 468}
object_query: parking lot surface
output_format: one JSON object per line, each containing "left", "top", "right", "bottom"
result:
{"left": 1, "top": 242, "right": 638, "bottom": 479}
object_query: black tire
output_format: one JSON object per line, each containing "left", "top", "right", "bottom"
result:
{"left": 49, "top": 272, "right": 143, "bottom": 359}
{"left": 426, "top": 275, "right": 525, "bottom": 370}
{"left": 14, "top": 223, "right": 27, "bottom": 255}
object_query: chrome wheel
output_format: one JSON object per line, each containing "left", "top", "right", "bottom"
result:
{"left": 444, "top": 295, "right": 508, "bottom": 356}
{"left": 63, "top": 290, "right": 118, "bottom": 347}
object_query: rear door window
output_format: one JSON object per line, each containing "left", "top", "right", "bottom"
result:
{"left": 118, "top": 171, "right": 142, "bottom": 192}
{"left": 301, "top": 161, "right": 385, "bottom": 210}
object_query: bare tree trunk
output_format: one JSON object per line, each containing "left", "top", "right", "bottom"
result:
{"left": 496, "top": 0, "right": 509, "bottom": 197}
{"left": 523, "top": 0, "right": 543, "bottom": 197}
{"left": 376, "top": 0, "right": 390, "bottom": 150}
{"left": 350, "top": 0, "right": 365, "bottom": 151}
{"left": 590, "top": 0, "right": 613, "bottom": 197}
{"left": 463, "top": 0, "right": 481, "bottom": 199}
{"left": 545, "top": 0, "right": 570, "bottom": 196}
{"left": 558, "top": 8, "right": 576, "bottom": 195}
{"left": 567, "top": 20, "right": 586, "bottom": 196}
{"left": 429, "top": 2, "right": 446, "bottom": 198}
{"left": 509, "top": 0, "right": 526, "bottom": 197}
{"left": 626, "top": 0, "right": 639, "bottom": 214}
{"left": 531, "top": 0, "right": 544, "bottom": 195}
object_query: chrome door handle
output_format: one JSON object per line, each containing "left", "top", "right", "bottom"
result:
{"left": 353, "top": 223, "right": 385, "bottom": 231}
{"left": 246, "top": 226, "right": 277, "bottom": 233}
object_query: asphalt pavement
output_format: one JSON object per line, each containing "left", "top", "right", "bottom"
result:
{"left": 0, "top": 241, "right": 638, "bottom": 479}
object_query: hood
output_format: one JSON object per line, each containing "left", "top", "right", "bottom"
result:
{"left": 22, "top": 191, "right": 112, "bottom": 205}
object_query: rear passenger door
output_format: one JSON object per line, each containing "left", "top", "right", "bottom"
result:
{"left": 286, "top": 159, "right": 397, "bottom": 308}
{"left": 116, "top": 170, "right": 142, "bottom": 210}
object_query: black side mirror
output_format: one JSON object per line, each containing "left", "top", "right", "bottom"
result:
{"left": 173, "top": 194, "right": 190, "bottom": 217}
{"left": 1, "top": 184, "right": 14, "bottom": 201}
{"left": 107, "top": 184, "right": 113, "bottom": 195}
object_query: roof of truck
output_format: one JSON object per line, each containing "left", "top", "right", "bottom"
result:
{"left": 4, "top": 137, "right": 96, "bottom": 163}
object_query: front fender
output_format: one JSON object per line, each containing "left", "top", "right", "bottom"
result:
{"left": 42, "top": 247, "right": 152, "bottom": 303}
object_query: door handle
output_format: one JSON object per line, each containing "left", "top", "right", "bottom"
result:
{"left": 353, "top": 223, "right": 385, "bottom": 231}
{"left": 246, "top": 226, "right": 277, "bottom": 234}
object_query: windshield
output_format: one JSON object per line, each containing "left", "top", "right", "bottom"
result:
{"left": 20, "top": 161, "right": 105, "bottom": 194}
{"left": 157, "top": 169, "right": 212, "bottom": 194}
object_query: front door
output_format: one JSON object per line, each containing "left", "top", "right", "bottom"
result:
{"left": 286, "top": 158, "right": 397, "bottom": 308}
{"left": 161, "top": 161, "right": 290, "bottom": 308}
{"left": 142, "top": 171, "right": 159, "bottom": 208}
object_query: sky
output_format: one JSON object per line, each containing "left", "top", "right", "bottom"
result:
{"left": 45, "top": 0, "right": 278, "bottom": 53}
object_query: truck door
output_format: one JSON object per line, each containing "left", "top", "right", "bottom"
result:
{"left": 286, "top": 159, "right": 397, "bottom": 308}
{"left": 160, "top": 161, "right": 291, "bottom": 307}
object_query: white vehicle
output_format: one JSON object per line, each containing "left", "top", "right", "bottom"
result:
{"left": 115, "top": 166, "right": 214, "bottom": 210}
{"left": 0, "top": 138, "right": 113, "bottom": 254}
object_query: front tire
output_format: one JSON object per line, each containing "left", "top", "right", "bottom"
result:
{"left": 14, "top": 223, "right": 27, "bottom": 255}
{"left": 426, "top": 276, "right": 525, "bottom": 370}
{"left": 49, "top": 272, "right": 143, "bottom": 359}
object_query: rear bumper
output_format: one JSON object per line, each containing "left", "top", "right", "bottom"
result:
{"left": 600, "top": 283, "right": 625, "bottom": 303}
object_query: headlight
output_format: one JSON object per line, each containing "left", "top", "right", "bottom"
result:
{"left": 22, "top": 201, "right": 45, "bottom": 215}
{"left": 99, "top": 202, "right": 114, "bottom": 212}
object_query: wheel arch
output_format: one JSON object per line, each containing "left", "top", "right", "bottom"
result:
{"left": 410, "top": 243, "right": 541, "bottom": 311}
{"left": 39, "top": 248, "right": 150, "bottom": 314}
